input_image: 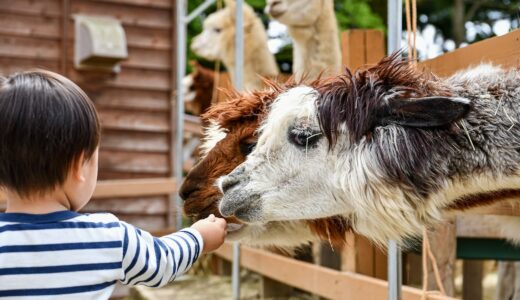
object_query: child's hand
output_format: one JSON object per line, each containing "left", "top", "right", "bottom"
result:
{"left": 191, "top": 214, "right": 227, "bottom": 253}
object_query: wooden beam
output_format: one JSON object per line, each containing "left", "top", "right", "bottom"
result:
{"left": 456, "top": 215, "right": 518, "bottom": 239}
{"left": 0, "top": 178, "right": 177, "bottom": 203}
{"left": 215, "top": 243, "right": 457, "bottom": 300}
{"left": 93, "top": 178, "right": 176, "bottom": 198}
{"left": 420, "top": 29, "right": 520, "bottom": 77}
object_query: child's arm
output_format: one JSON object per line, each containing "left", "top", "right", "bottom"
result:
{"left": 118, "top": 215, "right": 226, "bottom": 287}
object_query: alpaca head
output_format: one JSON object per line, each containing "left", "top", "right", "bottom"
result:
{"left": 180, "top": 79, "right": 351, "bottom": 247}
{"left": 219, "top": 55, "right": 473, "bottom": 244}
{"left": 191, "top": 0, "right": 256, "bottom": 62}
{"left": 182, "top": 62, "right": 215, "bottom": 115}
{"left": 180, "top": 87, "right": 318, "bottom": 247}
{"left": 265, "top": 0, "right": 323, "bottom": 26}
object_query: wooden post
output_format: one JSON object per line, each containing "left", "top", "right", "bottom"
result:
{"left": 426, "top": 219, "right": 456, "bottom": 296}
{"left": 339, "top": 29, "right": 388, "bottom": 280}
{"left": 463, "top": 260, "right": 483, "bottom": 300}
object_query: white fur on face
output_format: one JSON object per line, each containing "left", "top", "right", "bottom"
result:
{"left": 218, "top": 86, "right": 354, "bottom": 222}
{"left": 197, "top": 119, "right": 317, "bottom": 249}
{"left": 191, "top": 11, "right": 228, "bottom": 61}
{"left": 182, "top": 75, "right": 196, "bottom": 102}
{"left": 265, "top": 0, "right": 322, "bottom": 26}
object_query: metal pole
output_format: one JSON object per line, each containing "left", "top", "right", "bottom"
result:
{"left": 387, "top": 0, "right": 403, "bottom": 300}
{"left": 175, "top": 0, "right": 187, "bottom": 231}
{"left": 186, "top": 0, "right": 216, "bottom": 23}
{"left": 231, "top": 1, "right": 244, "bottom": 299}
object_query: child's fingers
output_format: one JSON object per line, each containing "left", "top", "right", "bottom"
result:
{"left": 215, "top": 218, "right": 227, "bottom": 228}
{"left": 206, "top": 214, "right": 216, "bottom": 222}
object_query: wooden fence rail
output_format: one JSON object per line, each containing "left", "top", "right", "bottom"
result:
{"left": 215, "top": 243, "right": 455, "bottom": 300}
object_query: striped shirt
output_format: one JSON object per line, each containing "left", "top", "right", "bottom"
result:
{"left": 0, "top": 211, "right": 203, "bottom": 299}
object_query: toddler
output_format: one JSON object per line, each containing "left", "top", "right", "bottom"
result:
{"left": 0, "top": 70, "right": 227, "bottom": 299}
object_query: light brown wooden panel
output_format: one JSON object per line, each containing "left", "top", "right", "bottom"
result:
{"left": 67, "top": 24, "right": 171, "bottom": 50}
{"left": 0, "top": 13, "right": 60, "bottom": 39}
{"left": 122, "top": 47, "right": 171, "bottom": 70}
{"left": 420, "top": 29, "right": 520, "bottom": 76}
{"left": 118, "top": 214, "right": 167, "bottom": 230}
{"left": 89, "top": 88, "right": 169, "bottom": 111}
{"left": 101, "top": 130, "right": 169, "bottom": 153}
{"left": 0, "top": 57, "right": 60, "bottom": 75}
{"left": 69, "top": 68, "right": 171, "bottom": 91}
{"left": 215, "top": 243, "right": 456, "bottom": 300}
{"left": 71, "top": 0, "right": 171, "bottom": 29}
{"left": 66, "top": 46, "right": 170, "bottom": 70}
{"left": 93, "top": 178, "right": 176, "bottom": 198}
{"left": 0, "top": 0, "right": 61, "bottom": 17}
{"left": 99, "top": 150, "right": 169, "bottom": 174}
{"left": 365, "top": 30, "right": 385, "bottom": 65}
{"left": 98, "top": 171, "right": 166, "bottom": 180}
{"left": 123, "top": 26, "right": 171, "bottom": 50}
{"left": 1, "top": 178, "right": 176, "bottom": 202}
{"left": 92, "top": 0, "right": 171, "bottom": 8}
{"left": 84, "top": 196, "right": 167, "bottom": 214}
{"left": 341, "top": 30, "right": 365, "bottom": 69}
{"left": 98, "top": 109, "right": 170, "bottom": 132}
{"left": 0, "top": 35, "right": 60, "bottom": 60}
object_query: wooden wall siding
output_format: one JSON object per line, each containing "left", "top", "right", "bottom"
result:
{"left": 0, "top": 0, "right": 176, "bottom": 231}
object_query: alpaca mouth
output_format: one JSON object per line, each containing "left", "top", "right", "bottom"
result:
{"left": 268, "top": 8, "right": 286, "bottom": 18}
{"left": 226, "top": 223, "right": 244, "bottom": 232}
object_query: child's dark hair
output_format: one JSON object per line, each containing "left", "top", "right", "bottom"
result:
{"left": 0, "top": 70, "right": 100, "bottom": 196}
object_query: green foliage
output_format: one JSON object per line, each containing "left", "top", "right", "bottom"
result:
{"left": 334, "top": 0, "right": 385, "bottom": 31}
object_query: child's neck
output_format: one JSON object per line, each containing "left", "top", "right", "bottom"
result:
{"left": 5, "top": 188, "right": 72, "bottom": 214}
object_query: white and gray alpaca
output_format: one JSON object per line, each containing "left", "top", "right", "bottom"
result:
{"left": 218, "top": 54, "right": 520, "bottom": 247}
{"left": 265, "top": 0, "right": 342, "bottom": 78}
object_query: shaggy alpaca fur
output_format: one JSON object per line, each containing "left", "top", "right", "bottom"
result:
{"left": 180, "top": 78, "right": 350, "bottom": 247}
{"left": 191, "top": 0, "right": 279, "bottom": 91}
{"left": 265, "top": 0, "right": 341, "bottom": 78}
{"left": 218, "top": 54, "right": 520, "bottom": 246}
{"left": 183, "top": 62, "right": 215, "bottom": 116}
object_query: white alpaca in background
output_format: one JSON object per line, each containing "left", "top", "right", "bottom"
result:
{"left": 191, "top": 0, "right": 279, "bottom": 90}
{"left": 265, "top": 0, "right": 342, "bottom": 78}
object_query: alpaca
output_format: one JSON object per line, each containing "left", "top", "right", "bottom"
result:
{"left": 179, "top": 79, "right": 350, "bottom": 248}
{"left": 218, "top": 54, "right": 520, "bottom": 247}
{"left": 183, "top": 61, "right": 215, "bottom": 116}
{"left": 191, "top": 0, "right": 279, "bottom": 91}
{"left": 265, "top": 0, "right": 341, "bottom": 78}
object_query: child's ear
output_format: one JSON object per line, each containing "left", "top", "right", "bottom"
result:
{"left": 71, "top": 152, "right": 87, "bottom": 182}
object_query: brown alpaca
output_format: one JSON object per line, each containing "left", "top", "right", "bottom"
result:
{"left": 183, "top": 62, "right": 216, "bottom": 116}
{"left": 180, "top": 78, "right": 350, "bottom": 247}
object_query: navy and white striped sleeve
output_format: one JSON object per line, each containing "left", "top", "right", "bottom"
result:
{"left": 118, "top": 222, "right": 203, "bottom": 287}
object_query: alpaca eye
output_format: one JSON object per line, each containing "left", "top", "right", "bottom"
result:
{"left": 288, "top": 128, "right": 322, "bottom": 148}
{"left": 213, "top": 28, "right": 222, "bottom": 33}
{"left": 239, "top": 142, "right": 257, "bottom": 156}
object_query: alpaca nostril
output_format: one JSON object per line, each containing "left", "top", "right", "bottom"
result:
{"left": 179, "top": 180, "right": 198, "bottom": 201}
{"left": 265, "top": 0, "right": 282, "bottom": 14}
{"left": 221, "top": 177, "right": 240, "bottom": 194}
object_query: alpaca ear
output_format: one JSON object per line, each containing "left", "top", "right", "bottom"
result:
{"left": 224, "top": 0, "right": 236, "bottom": 11}
{"left": 378, "top": 96, "right": 471, "bottom": 128}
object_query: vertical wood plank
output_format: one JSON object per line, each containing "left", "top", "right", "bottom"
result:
{"left": 365, "top": 29, "right": 386, "bottom": 64}
{"left": 341, "top": 30, "right": 366, "bottom": 70}
{"left": 427, "top": 219, "right": 456, "bottom": 296}
{"left": 463, "top": 260, "right": 483, "bottom": 300}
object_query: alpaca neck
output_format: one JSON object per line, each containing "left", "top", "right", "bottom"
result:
{"left": 287, "top": 1, "right": 341, "bottom": 79}
{"left": 436, "top": 67, "right": 520, "bottom": 210}
{"left": 222, "top": 27, "right": 279, "bottom": 90}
